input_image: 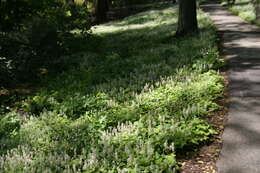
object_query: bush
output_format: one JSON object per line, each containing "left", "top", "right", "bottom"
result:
{"left": 0, "top": 0, "right": 92, "bottom": 87}
{"left": 0, "top": 112, "right": 20, "bottom": 155}
{"left": 0, "top": 113, "right": 20, "bottom": 139}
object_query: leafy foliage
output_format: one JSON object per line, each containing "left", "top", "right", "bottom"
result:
{"left": 0, "top": 4, "right": 224, "bottom": 172}
{"left": 0, "top": 0, "right": 91, "bottom": 87}
{"left": 0, "top": 113, "right": 20, "bottom": 139}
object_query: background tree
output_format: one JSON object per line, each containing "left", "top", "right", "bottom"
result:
{"left": 175, "top": 0, "right": 198, "bottom": 36}
{"left": 95, "top": 0, "right": 110, "bottom": 23}
{"left": 255, "top": 0, "right": 260, "bottom": 23}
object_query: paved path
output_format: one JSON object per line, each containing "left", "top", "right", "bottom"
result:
{"left": 202, "top": 1, "right": 260, "bottom": 173}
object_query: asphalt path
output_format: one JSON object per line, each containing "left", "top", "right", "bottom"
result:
{"left": 202, "top": 1, "right": 260, "bottom": 172}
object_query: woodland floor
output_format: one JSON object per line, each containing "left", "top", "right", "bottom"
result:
{"left": 0, "top": 2, "right": 229, "bottom": 172}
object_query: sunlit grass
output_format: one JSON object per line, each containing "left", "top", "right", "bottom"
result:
{"left": 228, "top": 0, "right": 256, "bottom": 23}
{"left": 92, "top": 7, "right": 178, "bottom": 34}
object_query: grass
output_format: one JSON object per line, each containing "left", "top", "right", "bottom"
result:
{"left": 0, "top": 4, "right": 224, "bottom": 172}
{"left": 223, "top": 0, "right": 256, "bottom": 23}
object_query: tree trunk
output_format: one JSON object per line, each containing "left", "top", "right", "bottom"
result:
{"left": 95, "top": 0, "right": 109, "bottom": 23}
{"left": 175, "top": 0, "right": 198, "bottom": 36}
{"left": 256, "top": 0, "right": 260, "bottom": 23}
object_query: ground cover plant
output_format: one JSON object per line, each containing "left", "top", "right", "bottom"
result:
{"left": 222, "top": 0, "right": 256, "bottom": 23}
{"left": 0, "top": 3, "right": 224, "bottom": 172}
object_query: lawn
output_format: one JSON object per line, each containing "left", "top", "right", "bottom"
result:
{"left": 0, "top": 3, "right": 224, "bottom": 172}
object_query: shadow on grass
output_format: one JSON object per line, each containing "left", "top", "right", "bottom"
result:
{"left": 1, "top": 4, "right": 218, "bottom": 114}
{"left": 38, "top": 22, "right": 216, "bottom": 108}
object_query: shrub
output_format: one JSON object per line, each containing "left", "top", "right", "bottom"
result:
{"left": 0, "top": 0, "right": 92, "bottom": 87}
{"left": 0, "top": 113, "right": 20, "bottom": 139}
{"left": 0, "top": 112, "right": 20, "bottom": 155}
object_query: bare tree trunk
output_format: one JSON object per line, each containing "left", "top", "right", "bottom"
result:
{"left": 255, "top": 0, "right": 260, "bottom": 23}
{"left": 95, "top": 0, "right": 109, "bottom": 23}
{"left": 175, "top": 0, "right": 198, "bottom": 37}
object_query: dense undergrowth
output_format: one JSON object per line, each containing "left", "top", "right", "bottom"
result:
{"left": 0, "top": 0, "right": 91, "bottom": 87}
{"left": 0, "top": 4, "right": 224, "bottom": 172}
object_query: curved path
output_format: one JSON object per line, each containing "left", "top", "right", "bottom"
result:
{"left": 202, "top": 1, "right": 260, "bottom": 173}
